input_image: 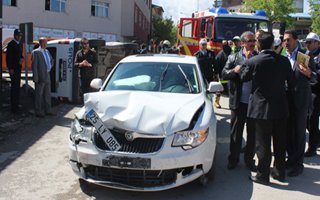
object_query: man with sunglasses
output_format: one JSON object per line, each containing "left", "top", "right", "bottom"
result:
{"left": 283, "top": 30, "right": 317, "bottom": 177}
{"left": 304, "top": 32, "right": 320, "bottom": 157}
{"left": 74, "top": 38, "right": 98, "bottom": 99}
{"left": 222, "top": 31, "right": 258, "bottom": 172}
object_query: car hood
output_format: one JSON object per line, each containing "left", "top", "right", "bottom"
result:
{"left": 77, "top": 91, "right": 206, "bottom": 135}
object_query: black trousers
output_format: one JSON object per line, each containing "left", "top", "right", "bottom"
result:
{"left": 286, "top": 95, "right": 308, "bottom": 169}
{"left": 255, "top": 118, "right": 287, "bottom": 179}
{"left": 9, "top": 68, "right": 21, "bottom": 112}
{"left": 307, "top": 93, "right": 320, "bottom": 150}
{"left": 229, "top": 102, "right": 255, "bottom": 164}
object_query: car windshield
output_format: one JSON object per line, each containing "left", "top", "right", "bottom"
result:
{"left": 214, "top": 18, "right": 268, "bottom": 41}
{"left": 104, "top": 62, "right": 201, "bottom": 94}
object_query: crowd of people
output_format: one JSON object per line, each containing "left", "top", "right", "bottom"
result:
{"left": 194, "top": 29, "right": 320, "bottom": 185}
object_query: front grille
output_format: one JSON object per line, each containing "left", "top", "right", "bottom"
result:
{"left": 94, "top": 128, "right": 164, "bottom": 153}
{"left": 85, "top": 166, "right": 177, "bottom": 188}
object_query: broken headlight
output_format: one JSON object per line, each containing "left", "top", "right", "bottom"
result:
{"left": 172, "top": 128, "right": 209, "bottom": 150}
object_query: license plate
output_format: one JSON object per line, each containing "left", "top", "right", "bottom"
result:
{"left": 102, "top": 156, "right": 151, "bottom": 169}
{"left": 85, "top": 109, "right": 121, "bottom": 151}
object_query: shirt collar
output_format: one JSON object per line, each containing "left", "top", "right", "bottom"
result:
{"left": 286, "top": 46, "right": 298, "bottom": 58}
{"left": 13, "top": 39, "right": 20, "bottom": 44}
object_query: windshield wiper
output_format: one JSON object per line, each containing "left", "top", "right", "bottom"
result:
{"left": 159, "top": 64, "right": 169, "bottom": 91}
{"left": 177, "top": 65, "right": 194, "bottom": 93}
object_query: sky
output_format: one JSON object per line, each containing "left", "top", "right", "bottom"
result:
{"left": 152, "top": 0, "right": 213, "bottom": 23}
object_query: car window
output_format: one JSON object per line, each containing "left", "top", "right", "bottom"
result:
{"left": 104, "top": 62, "right": 200, "bottom": 94}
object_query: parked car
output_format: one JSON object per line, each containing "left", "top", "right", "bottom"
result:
{"left": 69, "top": 54, "right": 223, "bottom": 191}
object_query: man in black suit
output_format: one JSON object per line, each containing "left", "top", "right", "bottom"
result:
{"left": 240, "top": 32, "right": 295, "bottom": 185}
{"left": 6, "top": 29, "right": 24, "bottom": 114}
{"left": 222, "top": 31, "right": 258, "bottom": 171}
{"left": 283, "top": 30, "right": 317, "bottom": 177}
{"left": 194, "top": 38, "right": 215, "bottom": 83}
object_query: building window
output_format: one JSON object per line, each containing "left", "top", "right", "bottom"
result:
{"left": 45, "top": 0, "right": 66, "bottom": 12}
{"left": 3, "top": 0, "right": 17, "bottom": 6}
{"left": 91, "top": 1, "right": 109, "bottom": 18}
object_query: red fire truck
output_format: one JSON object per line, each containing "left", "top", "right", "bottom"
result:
{"left": 177, "top": 7, "right": 270, "bottom": 55}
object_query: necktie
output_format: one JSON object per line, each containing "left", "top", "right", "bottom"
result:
{"left": 43, "top": 49, "right": 51, "bottom": 71}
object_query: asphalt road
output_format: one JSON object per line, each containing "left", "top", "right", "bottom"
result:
{"left": 0, "top": 96, "right": 319, "bottom": 200}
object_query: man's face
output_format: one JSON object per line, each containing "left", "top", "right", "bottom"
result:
{"left": 15, "top": 34, "right": 22, "bottom": 41}
{"left": 305, "top": 40, "right": 318, "bottom": 52}
{"left": 242, "top": 34, "right": 256, "bottom": 51}
{"left": 283, "top": 33, "right": 297, "bottom": 53}
{"left": 81, "top": 40, "right": 90, "bottom": 50}
{"left": 200, "top": 43, "right": 207, "bottom": 51}
{"left": 40, "top": 39, "right": 48, "bottom": 48}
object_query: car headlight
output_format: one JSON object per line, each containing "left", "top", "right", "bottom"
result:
{"left": 172, "top": 128, "right": 209, "bottom": 150}
{"left": 70, "top": 118, "right": 94, "bottom": 143}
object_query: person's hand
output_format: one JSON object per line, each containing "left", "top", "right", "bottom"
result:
{"left": 298, "top": 64, "right": 311, "bottom": 78}
{"left": 9, "top": 69, "right": 14, "bottom": 75}
{"left": 234, "top": 65, "right": 241, "bottom": 74}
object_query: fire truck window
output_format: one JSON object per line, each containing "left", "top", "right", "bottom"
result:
{"left": 214, "top": 18, "right": 265, "bottom": 41}
{"left": 182, "top": 20, "right": 193, "bottom": 38}
{"left": 206, "top": 22, "right": 213, "bottom": 38}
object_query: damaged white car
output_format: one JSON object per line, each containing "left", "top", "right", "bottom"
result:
{"left": 69, "top": 54, "right": 223, "bottom": 191}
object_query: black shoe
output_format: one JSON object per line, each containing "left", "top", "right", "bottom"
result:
{"left": 45, "top": 112, "right": 56, "bottom": 116}
{"left": 249, "top": 175, "right": 269, "bottom": 185}
{"left": 304, "top": 149, "right": 317, "bottom": 157}
{"left": 287, "top": 167, "right": 303, "bottom": 177}
{"left": 271, "top": 169, "right": 285, "bottom": 182}
{"left": 227, "top": 161, "right": 238, "bottom": 170}
{"left": 36, "top": 113, "right": 45, "bottom": 118}
{"left": 246, "top": 162, "right": 257, "bottom": 172}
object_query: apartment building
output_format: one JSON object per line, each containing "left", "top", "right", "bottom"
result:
{"left": 2, "top": 0, "right": 152, "bottom": 42}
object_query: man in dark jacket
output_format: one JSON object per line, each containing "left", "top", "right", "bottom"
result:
{"left": 6, "top": 29, "right": 24, "bottom": 114}
{"left": 222, "top": 31, "right": 258, "bottom": 171}
{"left": 283, "top": 30, "right": 317, "bottom": 177}
{"left": 240, "top": 32, "right": 295, "bottom": 185}
{"left": 194, "top": 38, "right": 215, "bottom": 83}
{"left": 304, "top": 32, "right": 320, "bottom": 157}
{"left": 214, "top": 40, "right": 232, "bottom": 108}
{"left": 74, "top": 38, "right": 98, "bottom": 97}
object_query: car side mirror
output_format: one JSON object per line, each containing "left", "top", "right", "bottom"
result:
{"left": 90, "top": 78, "right": 103, "bottom": 90}
{"left": 207, "top": 81, "right": 224, "bottom": 93}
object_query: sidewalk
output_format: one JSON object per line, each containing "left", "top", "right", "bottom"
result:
{"left": 0, "top": 80, "right": 36, "bottom": 141}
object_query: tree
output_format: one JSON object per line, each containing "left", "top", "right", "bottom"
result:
{"left": 310, "top": 0, "right": 320, "bottom": 34}
{"left": 152, "top": 17, "right": 177, "bottom": 45}
{"left": 242, "top": 0, "right": 296, "bottom": 31}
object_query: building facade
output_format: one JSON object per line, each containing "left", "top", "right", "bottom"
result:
{"left": 2, "top": 0, "right": 152, "bottom": 42}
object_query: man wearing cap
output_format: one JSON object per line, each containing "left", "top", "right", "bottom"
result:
{"left": 6, "top": 29, "right": 24, "bottom": 114}
{"left": 273, "top": 38, "right": 286, "bottom": 56}
{"left": 194, "top": 38, "right": 215, "bottom": 83}
{"left": 232, "top": 36, "right": 241, "bottom": 53}
{"left": 305, "top": 32, "right": 320, "bottom": 157}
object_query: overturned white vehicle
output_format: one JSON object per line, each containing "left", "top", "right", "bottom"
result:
{"left": 69, "top": 54, "right": 223, "bottom": 191}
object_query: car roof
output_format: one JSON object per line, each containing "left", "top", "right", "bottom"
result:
{"left": 120, "top": 54, "right": 198, "bottom": 64}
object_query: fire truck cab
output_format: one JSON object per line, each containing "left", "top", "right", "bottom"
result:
{"left": 178, "top": 7, "right": 269, "bottom": 55}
